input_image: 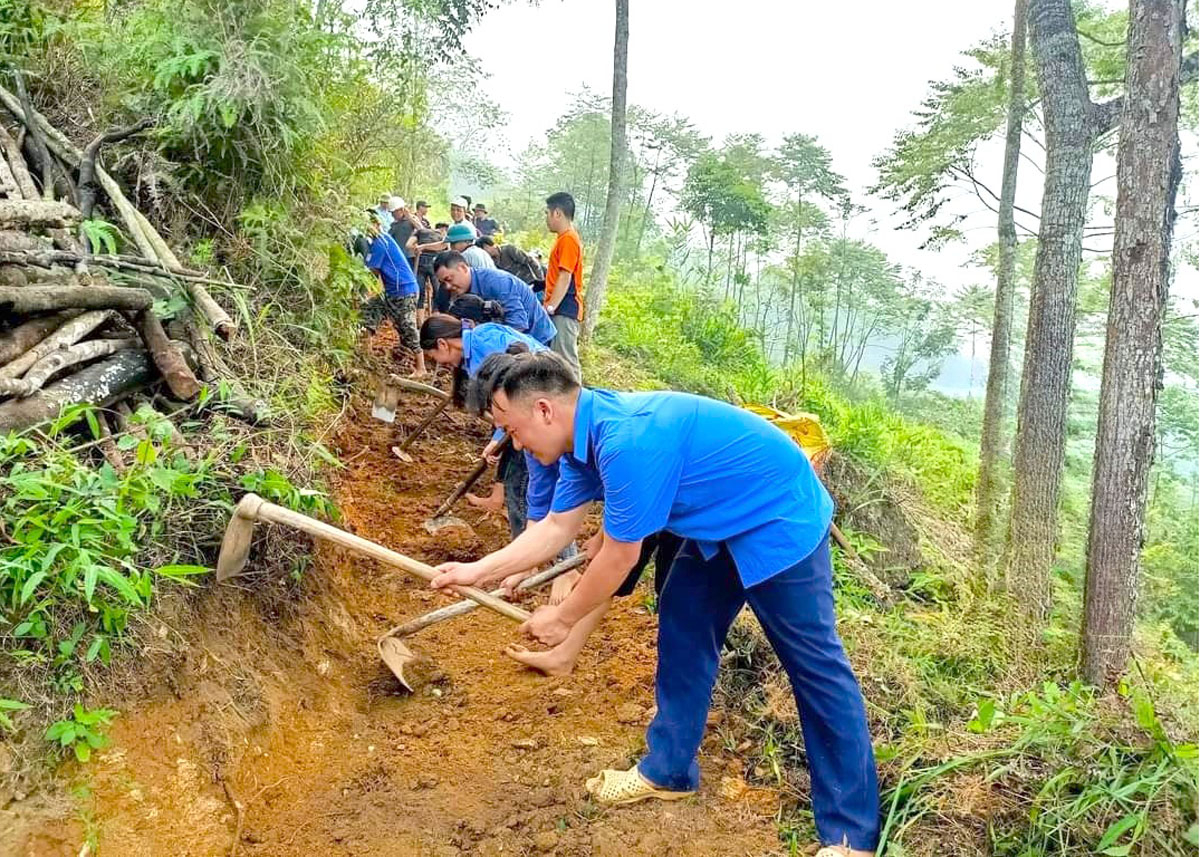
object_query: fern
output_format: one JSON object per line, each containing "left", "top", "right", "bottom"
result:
{"left": 80, "top": 219, "right": 121, "bottom": 255}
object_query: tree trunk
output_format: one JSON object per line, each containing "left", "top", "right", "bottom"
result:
{"left": 0, "top": 198, "right": 81, "bottom": 228}
{"left": 705, "top": 227, "right": 715, "bottom": 289}
{"left": 0, "top": 123, "right": 38, "bottom": 199}
{"left": 975, "top": 0, "right": 1029, "bottom": 571}
{"left": 0, "top": 285, "right": 152, "bottom": 316}
{"left": 0, "top": 310, "right": 113, "bottom": 379}
{"left": 1081, "top": 0, "right": 1183, "bottom": 687}
{"left": 635, "top": 149, "right": 661, "bottom": 257}
{"left": 0, "top": 337, "right": 137, "bottom": 398}
{"left": 1003, "top": 0, "right": 1095, "bottom": 624}
{"left": 0, "top": 348, "right": 153, "bottom": 432}
{"left": 135, "top": 310, "right": 202, "bottom": 400}
{"left": 14, "top": 72, "right": 54, "bottom": 200}
{"left": 0, "top": 310, "right": 81, "bottom": 364}
{"left": 583, "top": 0, "right": 629, "bottom": 338}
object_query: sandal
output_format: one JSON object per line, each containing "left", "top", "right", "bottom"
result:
{"left": 584, "top": 766, "right": 695, "bottom": 807}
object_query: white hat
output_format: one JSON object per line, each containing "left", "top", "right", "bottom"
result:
{"left": 388, "top": 196, "right": 407, "bottom": 211}
{"left": 451, "top": 196, "right": 469, "bottom": 209}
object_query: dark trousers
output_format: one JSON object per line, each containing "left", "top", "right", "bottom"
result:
{"left": 639, "top": 536, "right": 880, "bottom": 850}
{"left": 499, "top": 447, "right": 528, "bottom": 541}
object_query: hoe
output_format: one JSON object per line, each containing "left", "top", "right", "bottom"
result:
{"left": 376, "top": 552, "right": 586, "bottom": 690}
{"left": 217, "top": 493, "right": 546, "bottom": 688}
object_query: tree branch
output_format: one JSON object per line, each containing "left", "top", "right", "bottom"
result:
{"left": 78, "top": 118, "right": 154, "bottom": 234}
{"left": 954, "top": 165, "right": 1043, "bottom": 222}
{"left": 1077, "top": 28, "right": 1125, "bottom": 48}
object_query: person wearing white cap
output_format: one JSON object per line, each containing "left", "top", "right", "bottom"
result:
{"left": 449, "top": 197, "right": 478, "bottom": 238}
{"left": 387, "top": 195, "right": 420, "bottom": 271}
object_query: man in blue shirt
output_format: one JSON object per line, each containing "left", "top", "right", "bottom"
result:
{"left": 362, "top": 213, "right": 425, "bottom": 374}
{"left": 433, "top": 251, "right": 558, "bottom": 348}
{"left": 433, "top": 351, "right": 878, "bottom": 857}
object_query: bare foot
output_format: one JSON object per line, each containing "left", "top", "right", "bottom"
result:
{"left": 466, "top": 487, "right": 505, "bottom": 513}
{"left": 504, "top": 643, "right": 579, "bottom": 677}
{"left": 549, "top": 569, "right": 582, "bottom": 606}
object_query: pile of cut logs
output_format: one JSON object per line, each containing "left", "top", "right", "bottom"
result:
{"left": 0, "top": 78, "right": 249, "bottom": 434}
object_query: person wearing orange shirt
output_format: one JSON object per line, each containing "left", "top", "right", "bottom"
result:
{"left": 543, "top": 192, "right": 583, "bottom": 378}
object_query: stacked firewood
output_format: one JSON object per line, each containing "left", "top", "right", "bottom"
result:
{"left": 0, "top": 79, "right": 251, "bottom": 435}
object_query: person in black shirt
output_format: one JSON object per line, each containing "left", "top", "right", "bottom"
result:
{"left": 413, "top": 224, "right": 447, "bottom": 319}
{"left": 476, "top": 236, "right": 542, "bottom": 287}
{"left": 414, "top": 200, "right": 431, "bottom": 229}
{"left": 473, "top": 203, "right": 500, "bottom": 237}
{"left": 387, "top": 196, "right": 419, "bottom": 262}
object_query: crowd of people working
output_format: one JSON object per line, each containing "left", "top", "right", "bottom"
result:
{"left": 353, "top": 193, "right": 580, "bottom": 377}
{"left": 352, "top": 191, "right": 880, "bottom": 855}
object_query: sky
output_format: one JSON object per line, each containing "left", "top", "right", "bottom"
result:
{"left": 463, "top": 0, "right": 1025, "bottom": 288}
{"left": 460, "top": 0, "right": 1197, "bottom": 394}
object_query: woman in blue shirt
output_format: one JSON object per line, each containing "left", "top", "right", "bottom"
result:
{"left": 419, "top": 313, "right": 560, "bottom": 544}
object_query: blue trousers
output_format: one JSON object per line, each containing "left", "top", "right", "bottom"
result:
{"left": 638, "top": 536, "right": 880, "bottom": 850}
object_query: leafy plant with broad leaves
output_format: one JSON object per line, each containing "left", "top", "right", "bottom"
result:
{"left": 45, "top": 704, "right": 117, "bottom": 762}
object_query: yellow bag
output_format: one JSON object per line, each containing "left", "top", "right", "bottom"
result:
{"left": 743, "top": 404, "right": 832, "bottom": 475}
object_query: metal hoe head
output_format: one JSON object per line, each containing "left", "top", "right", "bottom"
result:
{"left": 377, "top": 635, "right": 419, "bottom": 692}
{"left": 422, "top": 514, "right": 472, "bottom": 535}
{"left": 372, "top": 378, "right": 399, "bottom": 423}
{"left": 216, "top": 494, "right": 265, "bottom": 581}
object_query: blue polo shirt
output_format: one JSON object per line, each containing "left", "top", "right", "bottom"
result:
{"left": 461, "top": 323, "right": 546, "bottom": 373}
{"left": 468, "top": 268, "right": 556, "bottom": 345}
{"left": 367, "top": 233, "right": 417, "bottom": 298}
{"left": 459, "top": 323, "right": 561, "bottom": 521}
{"left": 550, "top": 389, "right": 835, "bottom": 586}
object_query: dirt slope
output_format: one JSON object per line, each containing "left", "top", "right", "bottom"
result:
{"left": 11, "top": 380, "right": 786, "bottom": 856}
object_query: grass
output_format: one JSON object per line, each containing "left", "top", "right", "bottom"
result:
{"left": 0, "top": 387, "right": 342, "bottom": 778}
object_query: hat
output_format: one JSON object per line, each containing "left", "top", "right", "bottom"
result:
{"left": 446, "top": 223, "right": 476, "bottom": 244}
{"left": 474, "top": 203, "right": 487, "bottom": 212}
{"left": 388, "top": 196, "right": 407, "bottom": 212}
{"left": 451, "top": 197, "right": 470, "bottom": 209}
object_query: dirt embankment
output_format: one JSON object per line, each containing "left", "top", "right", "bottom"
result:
{"left": 10, "top": 378, "right": 785, "bottom": 856}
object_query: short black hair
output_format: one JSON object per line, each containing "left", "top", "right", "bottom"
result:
{"left": 466, "top": 344, "right": 535, "bottom": 416}
{"left": 545, "top": 191, "right": 575, "bottom": 220}
{"left": 476, "top": 235, "right": 495, "bottom": 248}
{"left": 434, "top": 221, "right": 449, "bottom": 230}
{"left": 433, "top": 250, "right": 468, "bottom": 272}
{"left": 470, "top": 350, "right": 579, "bottom": 414}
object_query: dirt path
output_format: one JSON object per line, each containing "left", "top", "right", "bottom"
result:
{"left": 12, "top": 377, "right": 787, "bottom": 856}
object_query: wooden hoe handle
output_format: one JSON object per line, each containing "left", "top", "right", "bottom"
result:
{"left": 238, "top": 494, "right": 530, "bottom": 623}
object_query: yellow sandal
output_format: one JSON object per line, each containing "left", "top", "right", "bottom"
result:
{"left": 584, "top": 766, "right": 695, "bottom": 807}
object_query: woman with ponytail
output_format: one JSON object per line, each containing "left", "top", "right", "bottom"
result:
{"left": 419, "top": 312, "right": 571, "bottom": 547}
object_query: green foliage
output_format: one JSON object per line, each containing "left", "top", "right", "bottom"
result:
{"left": 1141, "top": 477, "right": 1200, "bottom": 648}
{"left": 79, "top": 219, "right": 121, "bottom": 255}
{"left": 871, "top": 33, "right": 1011, "bottom": 235}
{"left": 879, "top": 680, "right": 1197, "bottom": 856}
{"left": 594, "top": 269, "right": 978, "bottom": 519}
{"left": 681, "top": 148, "right": 771, "bottom": 244}
{"left": 81, "top": 0, "right": 342, "bottom": 199}
{"left": 0, "top": 409, "right": 334, "bottom": 699}
{"left": 0, "top": 697, "right": 29, "bottom": 732}
{"left": 1, "top": 429, "right": 205, "bottom": 656}
{"left": 45, "top": 704, "right": 117, "bottom": 763}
